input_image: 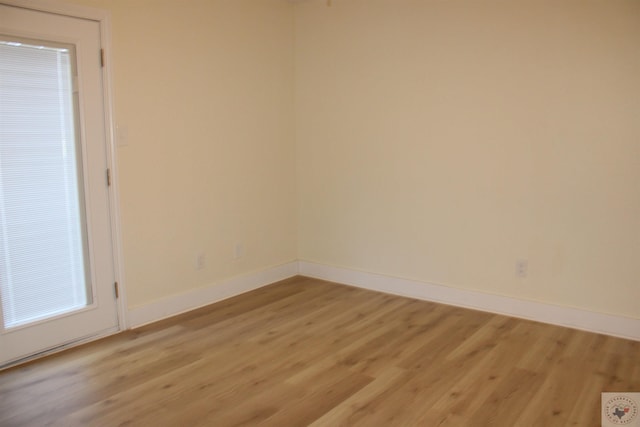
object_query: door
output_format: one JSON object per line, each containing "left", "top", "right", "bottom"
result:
{"left": 0, "top": 3, "right": 119, "bottom": 367}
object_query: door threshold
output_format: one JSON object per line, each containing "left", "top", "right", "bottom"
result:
{"left": 0, "top": 326, "right": 120, "bottom": 371}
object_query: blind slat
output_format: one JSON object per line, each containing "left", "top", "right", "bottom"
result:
{"left": 0, "top": 39, "right": 91, "bottom": 329}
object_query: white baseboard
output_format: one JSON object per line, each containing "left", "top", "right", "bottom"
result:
{"left": 298, "top": 261, "right": 640, "bottom": 342}
{"left": 127, "top": 259, "right": 639, "bottom": 341}
{"left": 128, "top": 261, "right": 299, "bottom": 328}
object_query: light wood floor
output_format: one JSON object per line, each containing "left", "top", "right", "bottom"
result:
{"left": 1, "top": 276, "right": 638, "bottom": 426}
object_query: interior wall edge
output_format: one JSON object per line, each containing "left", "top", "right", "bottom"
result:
{"left": 298, "top": 260, "right": 640, "bottom": 342}
{"left": 128, "top": 261, "right": 299, "bottom": 328}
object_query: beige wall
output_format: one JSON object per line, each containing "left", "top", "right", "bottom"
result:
{"left": 69, "top": 0, "right": 297, "bottom": 307}
{"left": 64, "top": 0, "right": 639, "bottom": 320}
{"left": 295, "top": 0, "right": 640, "bottom": 319}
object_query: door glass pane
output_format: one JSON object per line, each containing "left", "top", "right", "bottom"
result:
{"left": 0, "top": 37, "right": 92, "bottom": 329}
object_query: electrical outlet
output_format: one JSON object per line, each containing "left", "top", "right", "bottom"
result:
{"left": 233, "top": 243, "right": 245, "bottom": 260}
{"left": 516, "top": 259, "right": 528, "bottom": 278}
{"left": 196, "top": 252, "right": 206, "bottom": 270}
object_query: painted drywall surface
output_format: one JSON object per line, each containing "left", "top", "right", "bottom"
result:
{"left": 68, "top": 0, "right": 297, "bottom": 307}
{"left": 295, "top": 0, "right": 640, "bottom": 318}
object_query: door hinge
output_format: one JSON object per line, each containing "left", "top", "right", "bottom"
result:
{"left": 106, "top": 168, "right": 111, "bottom": 186}
{"left": 100, "top": 48, "right": 105, "bottom": 67}
{"left": 114, "top": 282, "right": 119, "bottom": 299}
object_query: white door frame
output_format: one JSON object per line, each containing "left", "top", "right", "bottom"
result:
{"left": 1, "top": 0, "right": 128, "bottom": 332}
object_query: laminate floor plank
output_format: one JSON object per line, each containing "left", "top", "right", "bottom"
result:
{"left": 1, "top": 276, "right": 638, "bottom": 426}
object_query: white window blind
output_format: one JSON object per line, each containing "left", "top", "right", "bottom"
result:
{"left": 0, "top": 38, "right": 91, "bottom": 329}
